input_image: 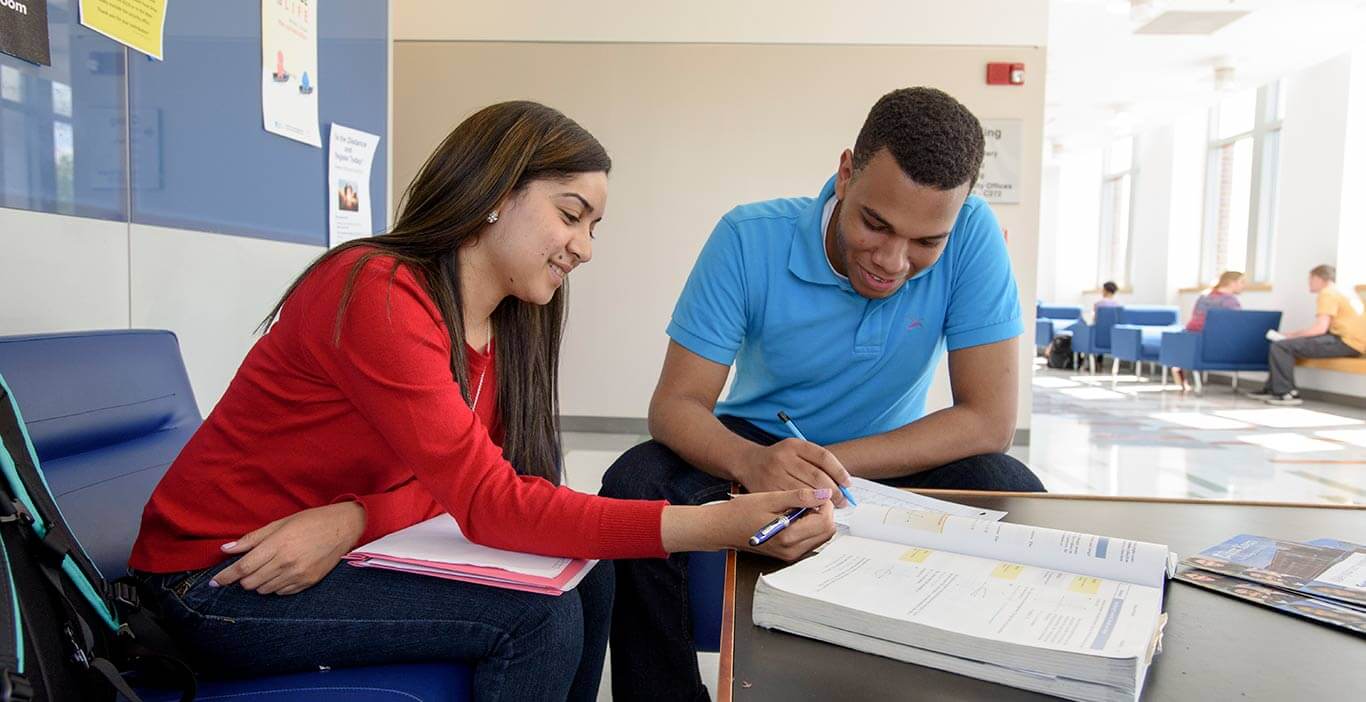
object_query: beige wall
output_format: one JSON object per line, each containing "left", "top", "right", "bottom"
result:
{"left": 394, "top": 41, "right": 1045, "bottom": 428}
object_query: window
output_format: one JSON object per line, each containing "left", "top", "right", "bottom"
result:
{"left": 1201, "top": 81, "right": 1283, "bottom": 283}
{"left": 1097, "top": 136, "right": 1134, "bottom": 288}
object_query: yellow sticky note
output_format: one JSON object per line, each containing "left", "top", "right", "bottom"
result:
{"left": 80, "top": 0, "right": 169, "bottom": 60}
{"left": 1070, "top": 576, "right": 1102, "bottom": 594}
{"left": 991, "top": 562, "right": 1024, "bottom": 580}
{"left": 900, "top": 548, "right": 932, "bottom": 564}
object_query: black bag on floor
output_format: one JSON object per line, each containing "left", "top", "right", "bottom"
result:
{"left": 1046, "top": 335, "right": 1075, "bottom": 370}
{"left": 0, "top": 373, "right": 194, "bottom": 702}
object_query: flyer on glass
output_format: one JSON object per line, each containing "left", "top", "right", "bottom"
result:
{"left": 262, "top": 0, "right": 320, "bottom": 147}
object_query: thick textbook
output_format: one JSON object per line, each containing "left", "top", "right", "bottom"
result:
{"left": 345, "top": 515, "right": 595, "bottom": 596}
{"left": 753, "top": 505, "right": 1172, "bottom": 702}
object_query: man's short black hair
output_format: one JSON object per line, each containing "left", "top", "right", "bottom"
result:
{"left": 1103, "top": 281, "right": 1119, "bottom": 295}
{"left": 852, "top": 87, "right": 985, "bottom": 191}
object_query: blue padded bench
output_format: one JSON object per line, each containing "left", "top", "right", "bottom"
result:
{"left": 0, "top": 330, "right": 472, "bottom": 701}
{"left": 1158, "top": 309, "right": 1283, "bottom": 394}
{"left": 1034, "top": 304, "right": 1083, "bottom": 350}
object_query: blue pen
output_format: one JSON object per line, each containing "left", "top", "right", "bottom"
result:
{"left": 749, "top": 507, "right": 809, "bottom": 546}
{"left": 776, "top": 411, "right": 858, "bottom": 507}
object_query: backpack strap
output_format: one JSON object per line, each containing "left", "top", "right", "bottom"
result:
{"left": 0, "top": 540, "right": 31, "bottom": 702}
{"left": 109, "top": 579, "right": 196, "bottom": 702}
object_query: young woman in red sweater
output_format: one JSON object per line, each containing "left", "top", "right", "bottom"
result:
{"left": 129, "top": 101, "right": 839, "bottom": 700}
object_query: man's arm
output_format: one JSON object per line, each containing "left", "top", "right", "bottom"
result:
{"left": 647, "top": 341, "right": 754, "bottom": 482}
{"left": 1285, "top": 314, "right": 1332, "bottom": 339}
{"left": 648, "top": 341, "right": 852, "bottom": 501}
{"left": 827, "top": 337, "right": 1019, "bottom": 479}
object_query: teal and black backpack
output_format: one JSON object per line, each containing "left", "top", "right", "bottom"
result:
{"left": 0, "top": 374, "right": 193, "bottom": 701}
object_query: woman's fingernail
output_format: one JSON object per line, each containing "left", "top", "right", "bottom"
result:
{"left": 814, "top": 488, "right": 832, "bottom": 499}
{"left": 221, "top": 541, "right": 237, "bottom": 551}
{"left": 208, "top": 580, "right": 221, "bottom": 588}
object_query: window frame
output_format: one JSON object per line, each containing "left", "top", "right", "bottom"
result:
{"left": 1097, "top": 136, "right": 1137, "bottom": 289}
{"left": 1200, "top": 81, "right": 1283, "bottom": 284}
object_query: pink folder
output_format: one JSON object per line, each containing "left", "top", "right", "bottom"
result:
{"left": 344, "top": 514, "right": 597, "bottom": 596}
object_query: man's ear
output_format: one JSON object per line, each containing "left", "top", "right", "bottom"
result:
{"left": 835, "top": 149, "right": 856, "bottom": 201}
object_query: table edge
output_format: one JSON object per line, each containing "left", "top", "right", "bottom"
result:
{"left": 718, "top": 549, "right": 737, "bottom": 702}
{"left": 913, "top": 489, "right": 1365, "bottom": 510}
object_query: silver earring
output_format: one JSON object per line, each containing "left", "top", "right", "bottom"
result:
{"left": 486, "top": 211, "right": 499, "bottom": 224}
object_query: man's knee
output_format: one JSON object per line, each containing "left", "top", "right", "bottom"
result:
{"left": 915, "top": 453, "right": 1046, "bottom": 492}
{"left": 600, "top": 440, "right": 686, "bottom": 501}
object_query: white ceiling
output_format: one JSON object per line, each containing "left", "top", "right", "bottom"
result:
{"left": 1046, "top": 0, "right": 1366, "bottom": 149}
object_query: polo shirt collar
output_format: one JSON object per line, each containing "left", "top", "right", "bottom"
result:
{"left": 790, "top": 174, "right": 939, "bottom": 291}
{"left": 788, "top": 175, "right": 847, "bottom": 288}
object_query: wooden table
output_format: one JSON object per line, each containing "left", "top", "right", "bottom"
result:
{"left": 719, "top": 492, "right": 1366, "bottom": 701}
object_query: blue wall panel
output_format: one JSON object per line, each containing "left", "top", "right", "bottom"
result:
{"left": 128, "top": 1, "right": 388, "bottom": 245}
{"left": 0, "top": 0, "right": 128, "bottom": 221}
{"left": 1, "top": 1, "right": 386, "bottom": 245}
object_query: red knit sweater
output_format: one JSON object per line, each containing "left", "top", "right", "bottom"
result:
{"left": 129, "top": 248, "right": 666, "bottom": 573}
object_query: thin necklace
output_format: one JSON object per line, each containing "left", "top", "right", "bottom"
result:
{"left": 468, "top": 317, "right": 489, "bottom": 410}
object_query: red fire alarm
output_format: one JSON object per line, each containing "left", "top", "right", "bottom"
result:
{"left": 986, "top": 62, "right": 1025, "bottom": 86}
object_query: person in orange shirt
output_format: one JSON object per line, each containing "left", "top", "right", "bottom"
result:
{"left": 1248, "top": 265, "right": 1366, "bottom": 405}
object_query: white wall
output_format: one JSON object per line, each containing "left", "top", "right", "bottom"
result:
{"left": 129, "top": 225, "right": 323, "bottom": 412}
{"left": 392, "top": 0, "right": 1049, "bottom": 46}
{"left": 0, "top": 213, "right": 321, "bottom": 415}
{"left": 1336, "top": 48, "right": 1366, "bottom": 291}
{"left": 1042, "top": 148, "right": 1102, "bottom": 308}
{"left": 1035, "top": 164, "right": 1060, "bottom": 304}
{"left": 1128, "top": 125, "right": 1176, "bottom": 305}
{"left": 0, "top": 208, "right": 129, "bottom": 333}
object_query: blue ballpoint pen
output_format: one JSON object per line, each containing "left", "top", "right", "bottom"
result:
{"left": 776, "top": 411, "right": 858, "bottom": 507}
{"left": 748, "top": 507, "right": 809, "bottom": 546}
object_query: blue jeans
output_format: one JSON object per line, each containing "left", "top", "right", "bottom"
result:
{"left": 599, "top": 415, "right": 1044, "bottom": 701}
{"left": 135, "top": 554, "right": 614, "bottom": 701}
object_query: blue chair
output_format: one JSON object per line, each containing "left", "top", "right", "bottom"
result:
{"left": 688, "top": 551, "right": 726, "bottom": 651}
{"left": 1158, "top": 309, "right": 1283, "bottom": 394}
{"left": 0, "top": 330, "right": 472, "bottom": 701}
{"left": 1111, "top": 323, "right": 1182, "bottom": 380}
{"left": 1034, "top": 304, "right": 1083, "bottom": 350}
{"left": 1070, "top": 306, "right": 1122, "bottom": 373}
{"left": 1108, "top": 306, "right": 1182, "bottom": 379}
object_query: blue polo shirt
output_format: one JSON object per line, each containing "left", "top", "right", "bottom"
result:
{"left": 666, "top": 175, "right": 1022, "bottom": 444}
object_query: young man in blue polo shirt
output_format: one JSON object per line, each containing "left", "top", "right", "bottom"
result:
{"left": 600, "top": 87, "right": 1045, "bottom": 700}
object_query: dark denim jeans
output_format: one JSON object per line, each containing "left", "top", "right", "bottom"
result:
{"left": 135, "top": 551, "right": 614, "bottom": 701}
{"left": 598, "top": 415, "right": 1045, "bottom": 701}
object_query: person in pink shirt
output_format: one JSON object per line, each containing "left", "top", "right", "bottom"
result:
{"left": 1172, "top": 271, "right": 1245, "bottom": 389}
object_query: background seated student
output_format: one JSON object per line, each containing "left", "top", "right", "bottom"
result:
{"left": 1172, "top": 271, "right": 1245, "bottom": 389}
{"left": 599, "top": 87, "right": 1044, "bottom": 701}
{"left": 1186, "top": 271, "right": 1245, "bottom": 332}
{"left": 1093, "top": 280, "right": 1121, "bottom": 317}
{"left": 128, "top": 101, "right": 835, "bottom": 702}
{"left": 1247, "top": 264, "right": 1366, "bottom": 406}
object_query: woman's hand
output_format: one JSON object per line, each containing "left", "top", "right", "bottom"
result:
{"left": 210, "top": 501, "right": 367, "bottom": 596}
{"left": 662, "top": 488, "right": 837, "bottom": 562}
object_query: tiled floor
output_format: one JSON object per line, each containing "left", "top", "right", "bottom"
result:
{"left": 1022, "top": 360, "right": 1366, "bottom": 504}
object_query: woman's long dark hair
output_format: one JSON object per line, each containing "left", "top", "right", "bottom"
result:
{"left": 261, "top": 101, "right": 611, "bottom": 483}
